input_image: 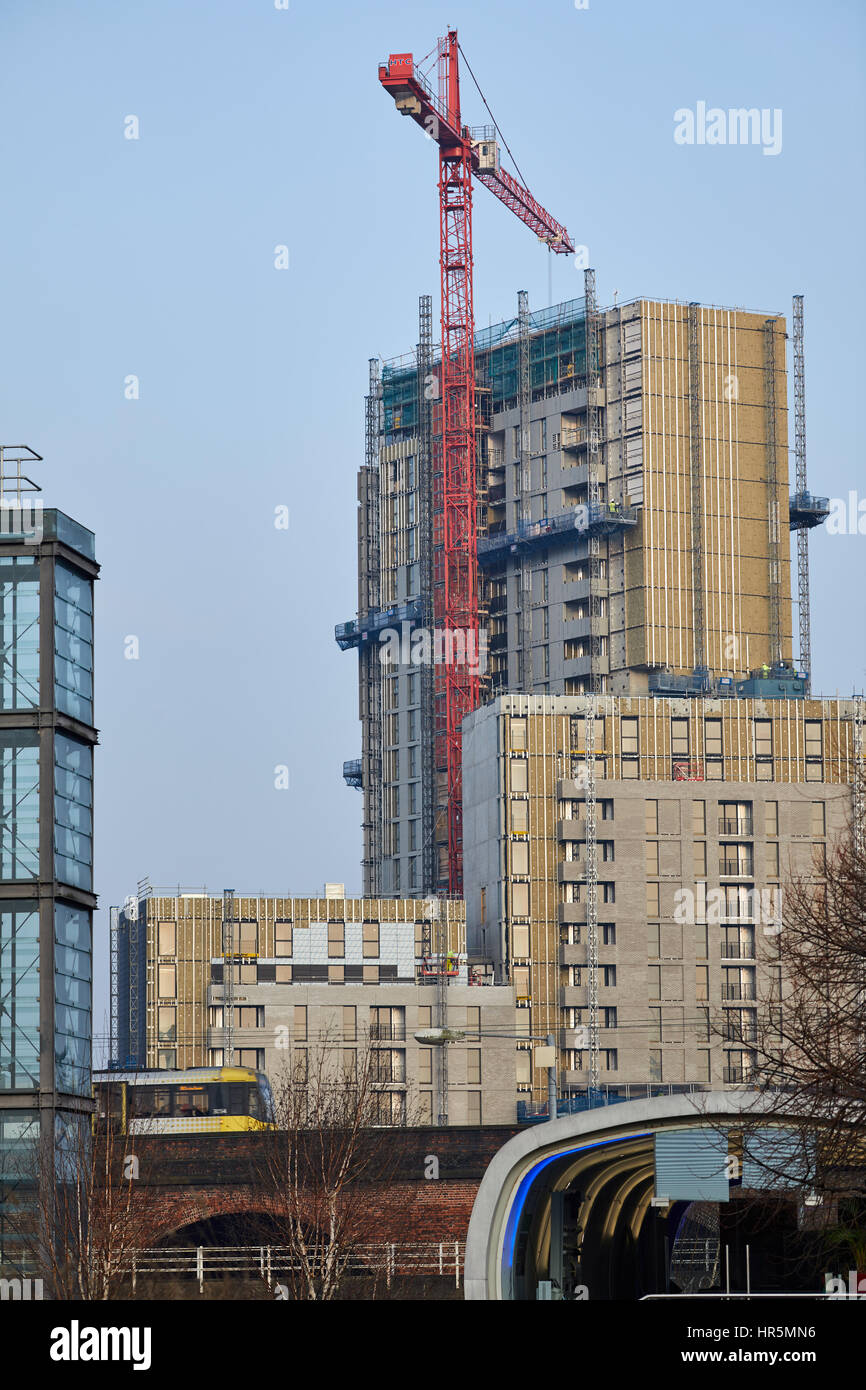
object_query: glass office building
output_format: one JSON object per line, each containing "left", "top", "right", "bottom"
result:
{"left": 0, "top": 503, "right": 97, "bottom": 1268}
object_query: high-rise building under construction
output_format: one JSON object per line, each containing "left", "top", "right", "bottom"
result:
{"left": 337, "top": 292, "right": 829, "bottom": 900}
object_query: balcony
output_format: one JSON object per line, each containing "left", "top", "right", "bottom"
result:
{"left": 369, "top": 1024, "right": 406, "bottom": 1042}
{"left": 722, "top": 984, "right": 757, "bottom": 1002}
{"left": 559, "top": 943, "right": 586, "bottom": 967}
{"left": 723, "top": 1066, "right": 753, "bottom": 1084}
{"left": 560, "top": 986, "right": 587, "bottom": 1009}
{"left": 719, "top": 816, "right": 753, "bottom": 836}
{"left": 721, "top": 941, "right": 755, "bottom": 960}
{"left": 557, "top": 818, "right": 583, "bottom": 841}
{"left": 558, "top": 862, "right": 585, "bottom": 883}
{"left": 719, "top": 856, "right": 754, "bottom": 878}
{"left": 724, "top": 1025, "right": 758, "bottom": 1045}
{"left": 558, "top": 902, "right": 587, "bottom": 925}
{"left": 562, "top": 615, "right": 608, "bottom": 640}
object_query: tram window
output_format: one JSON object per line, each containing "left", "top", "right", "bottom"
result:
{"left": 176, "top": 1086, "right": 209, "bottom": 1115}
{"left": 132, "top": 1086, "right": 171, "bottom": 1118}
{"left": 96, "top": 1083, "right": 124, "bottom": 1131}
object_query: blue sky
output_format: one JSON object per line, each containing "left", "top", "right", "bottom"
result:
{"left": 0, "top": 0, "right": 863, "bottom": 1054}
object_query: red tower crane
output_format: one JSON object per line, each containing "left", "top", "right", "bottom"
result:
{"left": 379, "top": 30, "right": 574, "bottom": 896}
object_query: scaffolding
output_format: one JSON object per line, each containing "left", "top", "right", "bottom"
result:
{"left": 517, "top": 289, "right": 533, "bottom": 692}
{"left": 584, "top": 270, "right": 603, "bottom": 695}
{"left": 688, "top": 303, "right": 707, "bottom": 675}
{"left": 584, "top": 702, "right": 600, "bottom": 1095}
{"left": 764, "top": 319, "right": 783, "bottom": 668}
{"left": 222, "top": 888, "right": 236, "bottom": 1067}
{"left": 109, "top": 905, "right": 119, "bottom": 1067}
{"left": 361, "top": 360, "right": 383, "bottom": 895}
{"left": 477, "top": 502, "right": 637, "bottom": 565}
{"left": 417, "top": 295, "right": 437, "bottom": 895}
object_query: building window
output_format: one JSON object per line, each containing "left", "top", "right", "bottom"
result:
{"left": 602, "top": 965, "right": 616, "bottom": 987}
{"left": 275, "top": 964, "right": 292, "bottom": 983}
{"left": 372, "top": 1049, "right": 406, "bottom": 1083}
{"left": 371, "top": 1006, "right": 405, "bottom": 1042}
{"left": 602, "top": 924, "right": 616, "bottom": 945}
{"left": 671, "top": 717, "right": 690, "bottom": 758}
{"left": 328, "top": 923, "right": 345, "bottom": 958}
{"left": 0, "top": 555, "right": 40, "bottom": 711}
{"left": 704, "top": 718, "right": 722, "bottom": 757}
{"left": 53, "top": 903, "right": 90, "bottom": 1095}
{"left": 328, "top": 964, "right": 345, "bottom": 983}
{"left": 294, "top": 1005, "right": 307, "bottom": 1042}
{"left": 753, "top": 718, "right": 773, "bottom": 776}
{"left": 510, "top": 759, "right": 528, "bottom": 793}
{"left": 621, "top": 718, "right": 639, "bottom": 756}
{"left": 158, "top": 1006, "right": 176, "bottom": 1042}
{"left": 466, "top": 1092, "right": 482, "bottom": 1125}
{"left": 602, "top": 1007, "right": 617, "bottom": 1028}
{"left": 157, "top": 922, "right": 176, "bottom": 956}
{"left": 418, "top": 1049, "right": 432, "bottom": 1085}
{"left": 343, "top": 1006, "right": 356, "bottom": 1042}
{"left": 275, "top": 921, "right": 293, "bottom": 956}
{"left": 237, "top": 1006, "right": 263, "bottom": 1028}
{"left": 0, "top": 733, "right": 40, "bottom": 880}
{"left": 603, "top": 1050, "right": 618, "bottom": 1072}
{"left": 805, "top": 720, "right": 823, "bottom": 779}
{"left": 466, "top": 1049, "right": 481, "bottom": 1085}
{"left": 363, "top": 923, "right": 380, "bottom": 958}
{"left": 720, "top": 801, "right": 753, "bottom": 835}
{"left": 54, "top": 560, "right": 93, "bottom": 723}
{"left": 54, "top": 733, "right": 93, "bottom": 891}
{"left": 157, "top": 965, "right": 176, "bottom": 999}
{"left": 510, "top": 719, "right": 527, "bottom": 751}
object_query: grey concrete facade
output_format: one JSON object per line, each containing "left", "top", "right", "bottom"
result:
{"left": 462, "top": 693, "right": 857, "bottom": 1101}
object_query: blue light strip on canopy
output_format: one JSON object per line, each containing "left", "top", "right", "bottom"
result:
{"left": 503, "top": 1132, "right": 653, "bottom": 1281}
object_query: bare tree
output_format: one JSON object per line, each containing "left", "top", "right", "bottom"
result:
{"left": 715, "top": 794, "right": 866, "bottom": 1220}
{"left": 5, "top": 1108, "right": 162, "bottom": 1299}
{"left": 251, "top": 1032, "right": 418, "bottom": 1300}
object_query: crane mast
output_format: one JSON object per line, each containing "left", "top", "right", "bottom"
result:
{"left": 379, "top": 29, "right": 574, "bottom": 893}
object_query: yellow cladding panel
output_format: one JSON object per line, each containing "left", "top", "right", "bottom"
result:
{"left": 634, "top": 303, "right": 792, "bottom": 677}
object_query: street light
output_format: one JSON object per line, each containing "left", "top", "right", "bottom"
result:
{"left": 414, "top": 1028, "right": 559, "bottom": 1121}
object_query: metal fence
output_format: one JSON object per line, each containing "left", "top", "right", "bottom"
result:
{"left": 126, "top": 1242, "right": 465, "bottom": 1293}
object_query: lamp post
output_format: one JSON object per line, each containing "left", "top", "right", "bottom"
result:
{"left": 415, "top": 1028, "right": 559, "bottom": 1121}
